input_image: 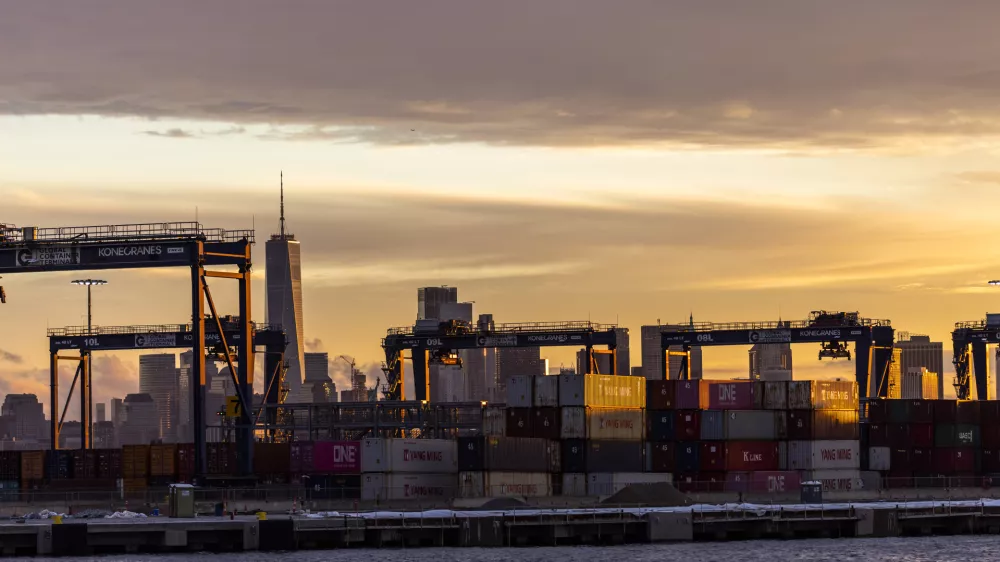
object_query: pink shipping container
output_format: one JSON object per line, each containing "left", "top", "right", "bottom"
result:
{"left": 313, "top": 441, "right": 361, "bottom": 474}
{"left": 675, "top": 380, "right": 709, "bottom": 410}
{"left": 708, "top": 381, "right": 757, "bottom": 410}
{"left": 725, "top": 441, "right": 780, "bottom": 471}
{"left": 675, "top": 410, "right": 701, "bottom": 440}
{"left": 751, "top": 471, "right": 801, "bottom": 493}
{"left": 290, "top": 442, "right": 316, "bottom": 474}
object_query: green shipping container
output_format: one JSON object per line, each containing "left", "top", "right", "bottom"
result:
{"left": 934, "top": 424, "right": 980, "bottom": 447}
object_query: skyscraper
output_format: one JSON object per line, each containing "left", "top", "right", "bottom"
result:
{"left": 1, "top": 394, "right": 46, "bottom": 442}
{"left": 641, "top": 324, "right": 703, "bottom": 380}
{"left": 304, "top": 352, "right": 330, "bottom": 383}
{"left": 96, "top": 403, "right": 106, "bottom": 423}
{"left": 266, "top": 174, "right": 306, "bottom": 400}
{"left": 417, "top": 286, "right": 458, "bottom": 320}
{"left": 139, "top": 353, "right": 177, "bottom": 440}
{"left": 895, "top": 335, "right": 944, "bottom": 400}
{"left": 749, "top": 343, "right": 793, "bottom": 380}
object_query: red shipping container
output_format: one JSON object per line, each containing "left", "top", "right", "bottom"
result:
{"left": 531, "top": 408, "right": 561, "bottom": 440}
{"left": 750, "top": 471, "right": 801, "bottom": 493}
{"left": 982, "top": 426, "right": 1000, "bottom": 449}
{"left": 906, "top": 400, "right": 935, "bottom": 424}
{"left": 909, "top": 424, "right": 934, "bottom": 449}
{"left": 290, "top": 442, "right": 315, "bottom": 474}
{"left": 933, "top": 448, "right": 978, "bottom": 474}
{"left": 866, "top": 400, "right": 887, "bottom": 424}
{"left": 708, "top": 381, "right": 756, "bottom": 410}
{"left": 677, "top": 472, "right": 725, "bottom": 493}
{"left": 505, "top": 408, "right": 533, "bottom": 438}
{"left": 889, "top": 447, "right": 909, "bottom": 469}
{"left": 981, "top": 401, "right": 1000, "bottom": 426}
{"left": 886, "top": 424, "right": 909, "bottom": 446}
{"left": 699, "top": 442, "right": 726, "bottom": 471}
{"left": 934, "top": 401, "right": 958, "bottom": 423}
{"left": 675, "top": 380, "right": 709, "bottom": 410}
{"left": 910, "top": 448, "right": 933, "bottom": 473}
{"left": 725, "top": 441, "right": 779, "bottom": 471}
{"left": 674, "top": 410, "right": 701, "bottom": 440}
{"left": 957, "top": 401, "right": 980, "bottom": 424}
{"left": 313, "top": 441, "right": 361, "bottom": 474}
{"left": 646, "top": 380, "right": 676, "bottom": 409}
{"left": 867, "top": 423, "right": 889, "bottom": 447}
{"left": 983, "top": 449, "right": 1000, "bottom": 474}
{"left": 177, "top": 444, "right": 195, "bottom": 481}
{"left": 646, "top": 442, "right": 674, "bottom": 472}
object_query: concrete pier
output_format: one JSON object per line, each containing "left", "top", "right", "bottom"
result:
{"left": 1, "top": 501, "right": 1000, "bottom": 556}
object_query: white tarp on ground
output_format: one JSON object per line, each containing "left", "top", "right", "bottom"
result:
{"left": 302, "top": 499, "right": 1000, "bottom": 520}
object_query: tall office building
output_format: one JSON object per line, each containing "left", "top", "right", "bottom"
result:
{"left": 266, "top": 175, "right": 306, "bottom": 401}
{"left": 749, "top": 343, "right": 793, "bottom": 380}
{"left": 497, "top": 347, "right": 546, "bottom": 381}
{"left": 895, "top": 335, "right": 944, "bottom": 400}
{"left": 304, "top": 352, "right": 330, "bottom": 383}
{"left": 139, "top": 353, "right": 177, "bottom": 440}
{"left": 417, "top": 286, "right": 458, "bottom": 321}
{"left": 614, "top": 328, "right": 631, "bottom": 376}
{"left": 111, "top": 398, "right": 125, "bottom": 427}
{"left": 118, "top": 393, "right": 160, "bottom": 446}
{"left": 641, "top": 324, "right": 703, "bottom": 380}
{"left": 96, "top": 403, "right": 106, "bottom": 424}
{"left": 0, "top": 394, "right": 46, "bottom": 442}
{"left": 902, "top": 367, "right": 940, "bottom": 399}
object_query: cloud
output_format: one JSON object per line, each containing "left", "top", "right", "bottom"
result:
{"left": 5, "top": 2, "right": 1000, "bottom": 149}
{"left": 142, "top": 128, "right": 195, "bottom": 139}
{"left": 304, "top": 338, "right": 324, "bottom": 352}
{"left": 0, "top": 349, "right": 23, "bottom": 364}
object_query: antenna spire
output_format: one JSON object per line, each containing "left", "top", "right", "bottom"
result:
{"left": 280, "top": 171, "right": 286, "bottom": 238}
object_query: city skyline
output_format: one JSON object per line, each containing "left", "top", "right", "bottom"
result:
{"left": 7, "top": 3, "right": 1000, "bottom": 407}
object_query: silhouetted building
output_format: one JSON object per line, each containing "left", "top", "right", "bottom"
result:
{"left": 902, "top": 367, "right": 939, "bottom": 399}
{"left": 96, "top": 403, "right": 106, "bottom": 424}
{"left": 139, "top": 353, "right": 177, "bottom": 440}
{"left": 1, "top": 394, "right": 45, "bottom": 442}
{"left": 895, "top": 335, "right": 944, "bottom": 400}
{"left": 417, "top": 286, "right": 458, "bottom": 321}
{"left": 641, "top": 324, "right": 703, "bottom": 380}
{"left": 118, "top": 393, "right": 160, "bottom": 446}
{"left": 749, "top": 343, "right": 793, "bottom": 380}
{"left": 266, "top": 181, "right": 307, "bottom": 402}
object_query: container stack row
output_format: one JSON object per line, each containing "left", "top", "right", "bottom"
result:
{"left": 645, "top": 379, "right": 863, "bottom": 493}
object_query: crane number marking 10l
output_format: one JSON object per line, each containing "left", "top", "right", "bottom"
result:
{"left": 84, "top": 338, "right": 99, "bottom": 347}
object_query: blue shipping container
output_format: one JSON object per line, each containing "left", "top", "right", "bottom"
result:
{"left": 646, "top": 410, "right": 675, "bottom": 442}
{"left": 700, "top": 410, "right": 725, "bottom": 440}
{"left": 675, "top": 442, "right": 700, "bottom": 473}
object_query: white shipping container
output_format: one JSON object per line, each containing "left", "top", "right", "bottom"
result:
{"left": 787, "top": 440, "right": 860, "bottom": 471}
{"left": 800, "top": 470, "right": 864, "bottom": 493}
{"left": 506, "top": 375, "right": 534, "bottom": 408}
{"left": 361, "top": 439, "right": 458, "bottom": 473}
{"left": 586, "top": 407, "right": 644, "bottom": 440}
{"left": 868, "top": 447, "right": 891, "bottom": 472}
{"left": 561, "top": 473, "right": 588, "bottom": 497}
{"left": 458, "top": 471, "right": 551, "bottom": 498}
{"left": 533, "top": 376, "right": 560, "bottom": 407}
{"left": 560, "top": 407, "right": 587, "bottom": 439}
{"left": 586, "top": 473, "right": 672, "bottom": 497}
{"left": 558, "top": 374, "right": 645, "bottom": 408}
{"left": 362, "top": 473, "right": 457, "bottom": 501}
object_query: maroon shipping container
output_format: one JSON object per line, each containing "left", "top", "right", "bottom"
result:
{"left": 867, "top": 400, "right": 888, "bottom": 424}
{"left": 646, "top": 380, "right": 676, "bottom": 409}
{"left": 290, "top": 442, "right": 315, "bottom": 475}
{"left": 983, "top": 426, "right": 1000, "bottom": 450}
{"left": 96, "top": 449, "right": 122, "bottom": 480}
{"left": 725, "top": 441, "right": 780, "bottom": 471}
{"left": 933, "top": 448, "right": 978, "bottom": 474}
{"left": 675, "top": 380, "right": 709, "bottom": 410}
{"left": 177, "top": 444, "right": 195, "bottom": 481}
{"left": 910, "top": 448, "right": 933, "bottom": 473}
{"left": 72, "top": 451, "right": 97, "bottom": 480}
{"left": 505, "top": 408, "right": 533, "bottom": 438}
{"left": 699, "top": 442, "right": 726, "bottom": 471}
{"left": 886, "top": 423, "right": 908, "bottom": 446}
{"left": 725, "top": 472, "right": 749, "bottom": 493}
{"left": 886, "top": 471, "right": 914, "bottom": 488}
{"left": 675, "top": 410, "right": 701, "bottom": 440}
{"left": 889, "top": 447, "right": 909, "bottom": 469}
{"left": 750, "top": 471, "right": 801, "bottom": 493}
{"left": 253, "top": 443, "right": 291, "bottom": 477}
{"left": 531, "top": 408, "right": 561, "bottom": 440}
{"left": 906, "top": 400, "right": 935, "bottom": 424}
{"left": 982, "top": 401, "right": 1000, "bottom": 426}
{"left": 868, "top": 423, "right": 889, "bottom": 447}
{"left": 909, "top": 424, "right": 934, "bottom": 449}
{"left": 646, "top": 442, "right": 675, "bottom": 473}
{"left": 787, "top": 410, "right": 858, "bottom": 440}
{"left": 708, "top": 381, "right": 756, "bottom": 410}
{"left": 675, "top": 472, "right": 725, "bottom": 493}
{"left": 983, "top": 449, "right": 1000, "bottom": 474}
{"left": 933, "top": 401, "right": 978, "bottom": 424}
{"left": 206, "top": 443, "right": 236, "bottom": 476}
{"left": 313, "top": 441, "right": 361, "bottom": 474}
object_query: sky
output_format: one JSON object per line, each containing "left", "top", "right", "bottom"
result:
{"left": 4, "top": 1, "right": 1000, "bottom": 414}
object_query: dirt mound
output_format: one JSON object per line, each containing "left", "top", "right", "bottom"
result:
{"left": 452, "top": 497, "right": 529, "bottom": 510}
{"left": 600, "top": 483, "right": 692, "bottom": 507}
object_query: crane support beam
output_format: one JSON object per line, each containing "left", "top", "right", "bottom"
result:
{"left": 952, "top": 320, "right": 1000, "bottom": 400}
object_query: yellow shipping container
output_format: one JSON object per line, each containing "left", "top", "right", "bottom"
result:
{"left": 559, "top": 374, "right": 645, "bottom": 408}
{"left": 20, "top": 451, "right": 45, "bottom": 481}
{"left": 586, "top": 407, "right": 645, "bottom": 440}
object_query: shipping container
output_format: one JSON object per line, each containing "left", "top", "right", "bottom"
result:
{"left": 361, "top": 473, "right": 456, "bottom": 501}
{"left": 907, "top": 400, "right": 935, "bottom": 424}
{"left": 675, "top": 472, "right": 725, "bottom": 493}
{"left": 505, "top": 408, "right": 533, "bottom": 438}
{"left": 866, "top": 400, "right": 887, "bottom": 424}
{"left": 933, "top": 401, "right": 979, "bottom": 424}
{"left": 699, "top": 442, "right": 725, "bottom": 472}
{"left": 206, "top": 443, "right": 236, "bottom": 476}
{"left": 750, "top": 471, "right": 801, "bottom": 493}
{"left": 675, "top": 410, "right": 701, "bottom": 440}
{"left": 72, "top": 450, "right": 97, "bottom": 480}
{"left": 253, "top": 443, "right": 291, "bottom": 477}
{"left": 0, "top": 480, "right": 18, "bottom": 502}
{"left": 934, "top": 424, "right": 980, "bottom": 448}
{"left": 889, "top": 447, "right": 910, "bottom": 471}
{"left": 646, "top": 380, "right": 676, "bottom": 410}
{"left": 885, "top": 471, "right": 913, "bottom": 489}
{"left": 869, "top": 447, "right": 891, "bottom": 471}
{"left": 290, "top": 441, "right": 315, "bottom": 474}
{"left": 560, "top": 407, "right": 586, "bottom": 439}
{"left": 646, "top": 410, "right": 675, "bottom": 442}
{"left": 303, "top": 474, "right": 362, "bottom": 500}
{"left": 699, "top": 410, "right": 724, "bottom": 441}
{"left": 708, "top": 381, "right": 757, "bottom": 410}
{"left": 122, "top": 445, "right": 150, "bottom": 479}
{"left": 676, "top": 442, "right": 700, "bottom": 473}
{"left": 983, "top": 426, "right": 1000, "bottom": 450}
{"left": 96, "top": 449, "right": 122, "bottom": 480}
{"left": 724, "top": 410, "right": 778, "bottom": 441}
{"left": 362, "top": 439, "right": 457, "bottom": 474}
{"left": 888, "top": 423, "right": 934, "bottom": 449}
{"left": 149, "top": 444, "right": 178, "bottom": 477}
{"left": 725, "top": 472, "right": 749, "bottom": 493}
{"left": 983, "top": 449, "right": 1000, "bottom": 474}
{"left": 787, "top": 440, "right": 860, "bottom": 470}
{"left": 800, "top": 469, "right": 863, "bottom": 492}
{"left": 982, "top": 401, "right": 1000, "bottom": 427}
{"left": 560, "top": 473, "right": 588, "bottom": 496}
{"left": 725, "top": 441, "right": 779, "bottom": 471}
{"left": 458, "top": 436, "right": 553, "bottom": 473}
{"left": 483, "top": 406, "right": 506, "bottom": 437}
{"left": 314, "top": 441, "right": 362, "bottom": 474}
{"left": 533, "top": 376, "right": 560, "bottom": 407}
{"left": 910, "top": 448, "right": 933, "bottom": 473}
{"left": 860, "top": 471, "right": 883, "bottom": 491}
{"left": 957, "top": 401, "right": 980, "bottom": 424}
{"left": 778, "top": 441, "right": 787, "bottom": 470}
{"left": 933, "top": 448, "right": 979, "bottom": 474}
{"left": 645, "top": 442, "right": 674, "bottom": 473}
{"left": 584, "top": 440, "right": 644, "bottom": 473}
{"left": 459, "top": 471, "right": 552, "bottom": 498}
{"left": 531, "top": 408, "right": 561, "bottom": 440}
{"left": 586, "top": 407, "right": 644, "bottom": 440}
{"left": 788, "top": 381, "right": 858, "bottom": 410}
{"left": 20, "top": 451, "right": 44, "bottom": 482}
{"left": 506, "top": 375, "right": 533, "bottom": 408}
{"left": 561, "top": 439, "right": 587, "bottom": 473}
{"left": 675, "top": 380, "right": 709, "bottom": 410}
{"left": 867, "top": 423, "right": 889, "bottom": 447}
{"left": 558, "top": 374, "right": 645, "bottom": 408}
{"left": 787, "top": 410, "right": 859, "bottom": 441}
{"left": 177, "top": 444, "right": 194, "bottom": 481}
{"left": 586, "top": 473, "right": 672, "bottom": 497}
{"left": 0, "top": 452, "right": 19, "bottom": 481}
{"left": 763, "top": 382, "right": 788, "bottom": 410}
{"left": 45, "top": 451, "right": 73, "bottom": 480}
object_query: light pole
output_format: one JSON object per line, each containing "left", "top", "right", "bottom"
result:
{"left": 71, "top": 279, "right": 107, "bottom": 334}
